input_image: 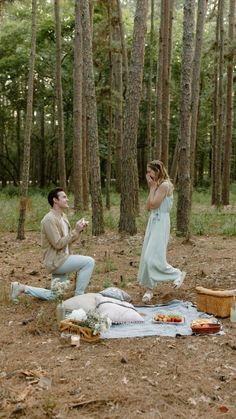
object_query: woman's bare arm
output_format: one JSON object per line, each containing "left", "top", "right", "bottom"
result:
{"left": 146, "top": 182, "right": 169, "bottom": 210}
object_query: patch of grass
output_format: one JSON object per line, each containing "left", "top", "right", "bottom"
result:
{"left": 119, "top": 276, "right": 127, "bottom": 289}
{"left": 190, "top": 208, "right": 236, "bottom": 236}
{"left": 0, "top": 281, "right": 10, "bottom": 305}
{"left": 104, "top": 211, "right": 119, "bottom": 230}
{"left": 0, "top": 183, "right": 235, "bottom": 235}
{"left": 42, "top": 397, "right": 56, "bottom": 416}
{"left": 103, "top": 278, "right": 113, "bottom": 288}
{"left": 103, "top": 258, "right": 118, "bottom": 273}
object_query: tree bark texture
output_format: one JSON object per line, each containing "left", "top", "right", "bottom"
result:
{"left": 119, "top": 0, "right": 148, "bottom": 234}
{"left": 190, "top": 0, "right": 207, "bottom": 185}
{"left": 155, "top": 0, "right": 164, "bottom": 159}
{"left": 215, "top": 0, "right": 225, "bottom": 206}
{"left": 161, "top": 0, "right": 170, "bottom": 168}
{"left": 106, "top": 2, "right": 113, "bottom": 210}
{"left": 222, "top": 0, "right": 235, "bottom": 205}
{"left": 82, "top": 95, "right": 89, "bottom": 211}
{"left": 54, "top": 0, "right": 67, "bottom": 191}
{"left": 176, "top": 0, "right": 195, "bottom": 237}
{"left": 145, "top": 0, "right": 155, "bottom": 166}
{"left": 211, "top": 5, "right": 220, "bottom": 205}
{"left": 116, "top": 0, "right": 128, "bottom": 93}
{"left": 81, "top": 0, "right": 104, "bottom": 235}
{"left": 113, "top": 0, "right": 123, "bottom": 193}
{"left": 17, "top": 0, "right": 37, "bottom": 240}
{"left": 73, "top": 0, "right": 83, "bottom": 210}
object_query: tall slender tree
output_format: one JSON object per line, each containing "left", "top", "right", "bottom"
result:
{"left": 216, "top": 0, "right": 225, "bottom": 206}
{"left": 119, "top": 0, "right": 148, "bottom": 234}
{"left": 176, "top": 0, "right": 195, "bottom": 237}
{"left": 106, "top": 1, "right": 113, "bottom": 210}
{"left": 116, "top": 0, "right": 128, "bottom": 92}
{"left": 145, "top": 0, "right": 155, "bottom": 164}
{"left": 81, "top": 0, "right": 104, "bottom": 235}
{"left": 54, "top": 0, "right": 66, "bottom": 191}
{"left": 211, "top": 3, "right": 220, "bottom": 205}
{"left": 161, "top": 0, "right": 171, "bottom": 168}
{"left": 190, "top": 0, "right": 207, "bottom": 185}
{"left": 17, "top": 0, "right": 37, "bottom": 240}
{"left": 222, "top": 0, "right": 236, "bottom": 205}
{"left": 155, "top": 0, "right": 164, "bottom": 159}
{"left": 113, "top": 0, "right": 123, "bottom": 193}
{"left": 73, "top": 0, "right": 83, "bottom": 210}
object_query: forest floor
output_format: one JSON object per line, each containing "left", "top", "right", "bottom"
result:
{"left": 0, "top": 231, "right": 236, "bottom": 419}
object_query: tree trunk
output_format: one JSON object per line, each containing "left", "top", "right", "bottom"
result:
{"left": 145, "top": 0, "right": 155, "bottom": 165}
{"left": 17, "top": 0, "right": 37, "bottom": 240}
{"left": 116, "top": 0, "right": 128, "bottom": 93}
{"left": 81, "top": 0, "right": 104, "bottom": 235}
{"left": 222, "top": 0, "right": 235, "bottom": 205}
{"left": 161, "top": 0, "right": 170, "bottom": 168}
{"left": 119, "top": 0, "right": 148, "bottom": 234}
{"left": 54, "top": 0, "right": 66, "bottom": 191}
{"left": 73, "top": 0, "right": 83, "bottom": 211}
{"left": 211, "top": 7, "right": 220, "bottom": 205}
{"left": 155, "top": 0, "right": 164, "bottom": 159}
{"left": 215, "top": 0, "right": 225, "bottom": 206}
{"left": 176, "top": 0, "right": 195, "bottom": 238}
{"left": 113, "top": 0, "right": 123, "bottom": 193}
{"left": 190, "top": 0, "right": 207, "bottom": 186}
{"left": 39, "top": 96, "right": 45, "bottom": 188}
{"left": 106, "top": 2, "right": 113, "bottom": 210}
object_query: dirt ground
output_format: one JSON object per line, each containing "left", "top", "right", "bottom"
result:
{"left": 0, "top": 231, "right": 236, "bottom": 419}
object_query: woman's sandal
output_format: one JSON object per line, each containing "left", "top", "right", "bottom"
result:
{"left": 173, "top": 271, "right": 186, "bottom": 289}
{"left": 142, "top": 290, "right": 153, "bottom": 303}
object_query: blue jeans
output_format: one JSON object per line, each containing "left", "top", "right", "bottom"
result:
{"left": 24, "top": 255, "right": 95, "bottom": 300}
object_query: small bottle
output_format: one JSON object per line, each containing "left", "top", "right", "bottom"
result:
{"left": 230, "top": 293, "right": 236, "bottom": 323}
{"left": 56, "top": 302, "right": 65, "bottom": 326}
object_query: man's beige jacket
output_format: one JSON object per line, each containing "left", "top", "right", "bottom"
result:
{"left": 41, "top": 209, "right": 79, "bottom": 273}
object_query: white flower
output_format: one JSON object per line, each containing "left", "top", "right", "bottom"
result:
{"left": 51, "top": 278, "right": 70, "bottom": 301}
{"left": 70, "top": 309, "right": 111, "bottom": 335}
{"left": 68, "top": 309, "right": 87, "bottom": 322}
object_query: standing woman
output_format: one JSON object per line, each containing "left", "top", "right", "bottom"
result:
{"left": 138, "top": 160, "right": 186, "bottom": 303}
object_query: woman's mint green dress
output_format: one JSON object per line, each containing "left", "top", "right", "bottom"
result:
{"left": 138, "top": 193, "right": 181, "bottom": 289}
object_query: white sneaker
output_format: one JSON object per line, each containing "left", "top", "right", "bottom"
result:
{"left": 173, "top": 271, "right": 186, "bottom": 289}
{"left": 142, "top": 290, "right": 153, "bottom": 303}
{"left": 10, "top": 282, "right": 23, "bottom": 303}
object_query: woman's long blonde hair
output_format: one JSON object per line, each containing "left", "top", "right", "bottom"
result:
{"left": 147, "top": 160, "right": 173, "bottom": 188}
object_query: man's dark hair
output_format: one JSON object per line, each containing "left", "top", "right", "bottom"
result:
{"left": 48, "top": 188, "right": 64, "bottom": 207}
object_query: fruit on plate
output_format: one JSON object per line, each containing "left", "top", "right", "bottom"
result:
{"left": 154, "top": 313, "right": 183, "bottom": 323}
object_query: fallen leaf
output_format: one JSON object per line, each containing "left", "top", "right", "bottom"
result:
{"left": 219, "top": 405, "right": 229, "bottom": 413}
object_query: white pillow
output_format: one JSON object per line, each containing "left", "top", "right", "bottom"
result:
{"left": 95, "top": 295, "right": 144, "bottom": 324}
{"left": 63, "top": 293, "right": 98, "bottom": 312}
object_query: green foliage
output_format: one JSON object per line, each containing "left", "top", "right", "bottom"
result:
{"left": 102, "top": 278, "right": 113, "bottom": 288}
{"left": 0, "top": 0, "right": 236, "bottom": 190}
{"left": 0, "top": 186, "right": 236, "bottom": 235}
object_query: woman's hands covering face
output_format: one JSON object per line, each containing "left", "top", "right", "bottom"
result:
{"left": 146, "top": 173, "right": 157, "bottom": 188}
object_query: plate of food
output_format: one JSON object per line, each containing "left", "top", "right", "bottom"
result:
{"left": 191, "top": 318, "right": 221, "bottom": 334}
{"left": 152, "top": 313, "right": 184, "bottom": 325}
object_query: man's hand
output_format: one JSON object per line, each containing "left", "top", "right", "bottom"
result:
{"left": 76, "top": 218, "right": 89, "bottom": 233}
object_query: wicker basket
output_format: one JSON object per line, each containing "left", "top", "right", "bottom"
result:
{"left": 196, "top": 286, "right": 235, "bottom": 318}
{"left": 59, "top": 319, "right": 101, "bottom": 343}
{"left": 191, "top": 323, "right": 221, "bottom": 335}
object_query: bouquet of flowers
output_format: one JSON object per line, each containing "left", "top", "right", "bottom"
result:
{"left": 67, "top": 308, "right": 112, "bottom": 336}
{"left": 51, "top": 278, "right": 70, "bottom": 302}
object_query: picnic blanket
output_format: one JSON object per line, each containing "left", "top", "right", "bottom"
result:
{"left": 101, "top": 299, "right": 223, "bottom": 339}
